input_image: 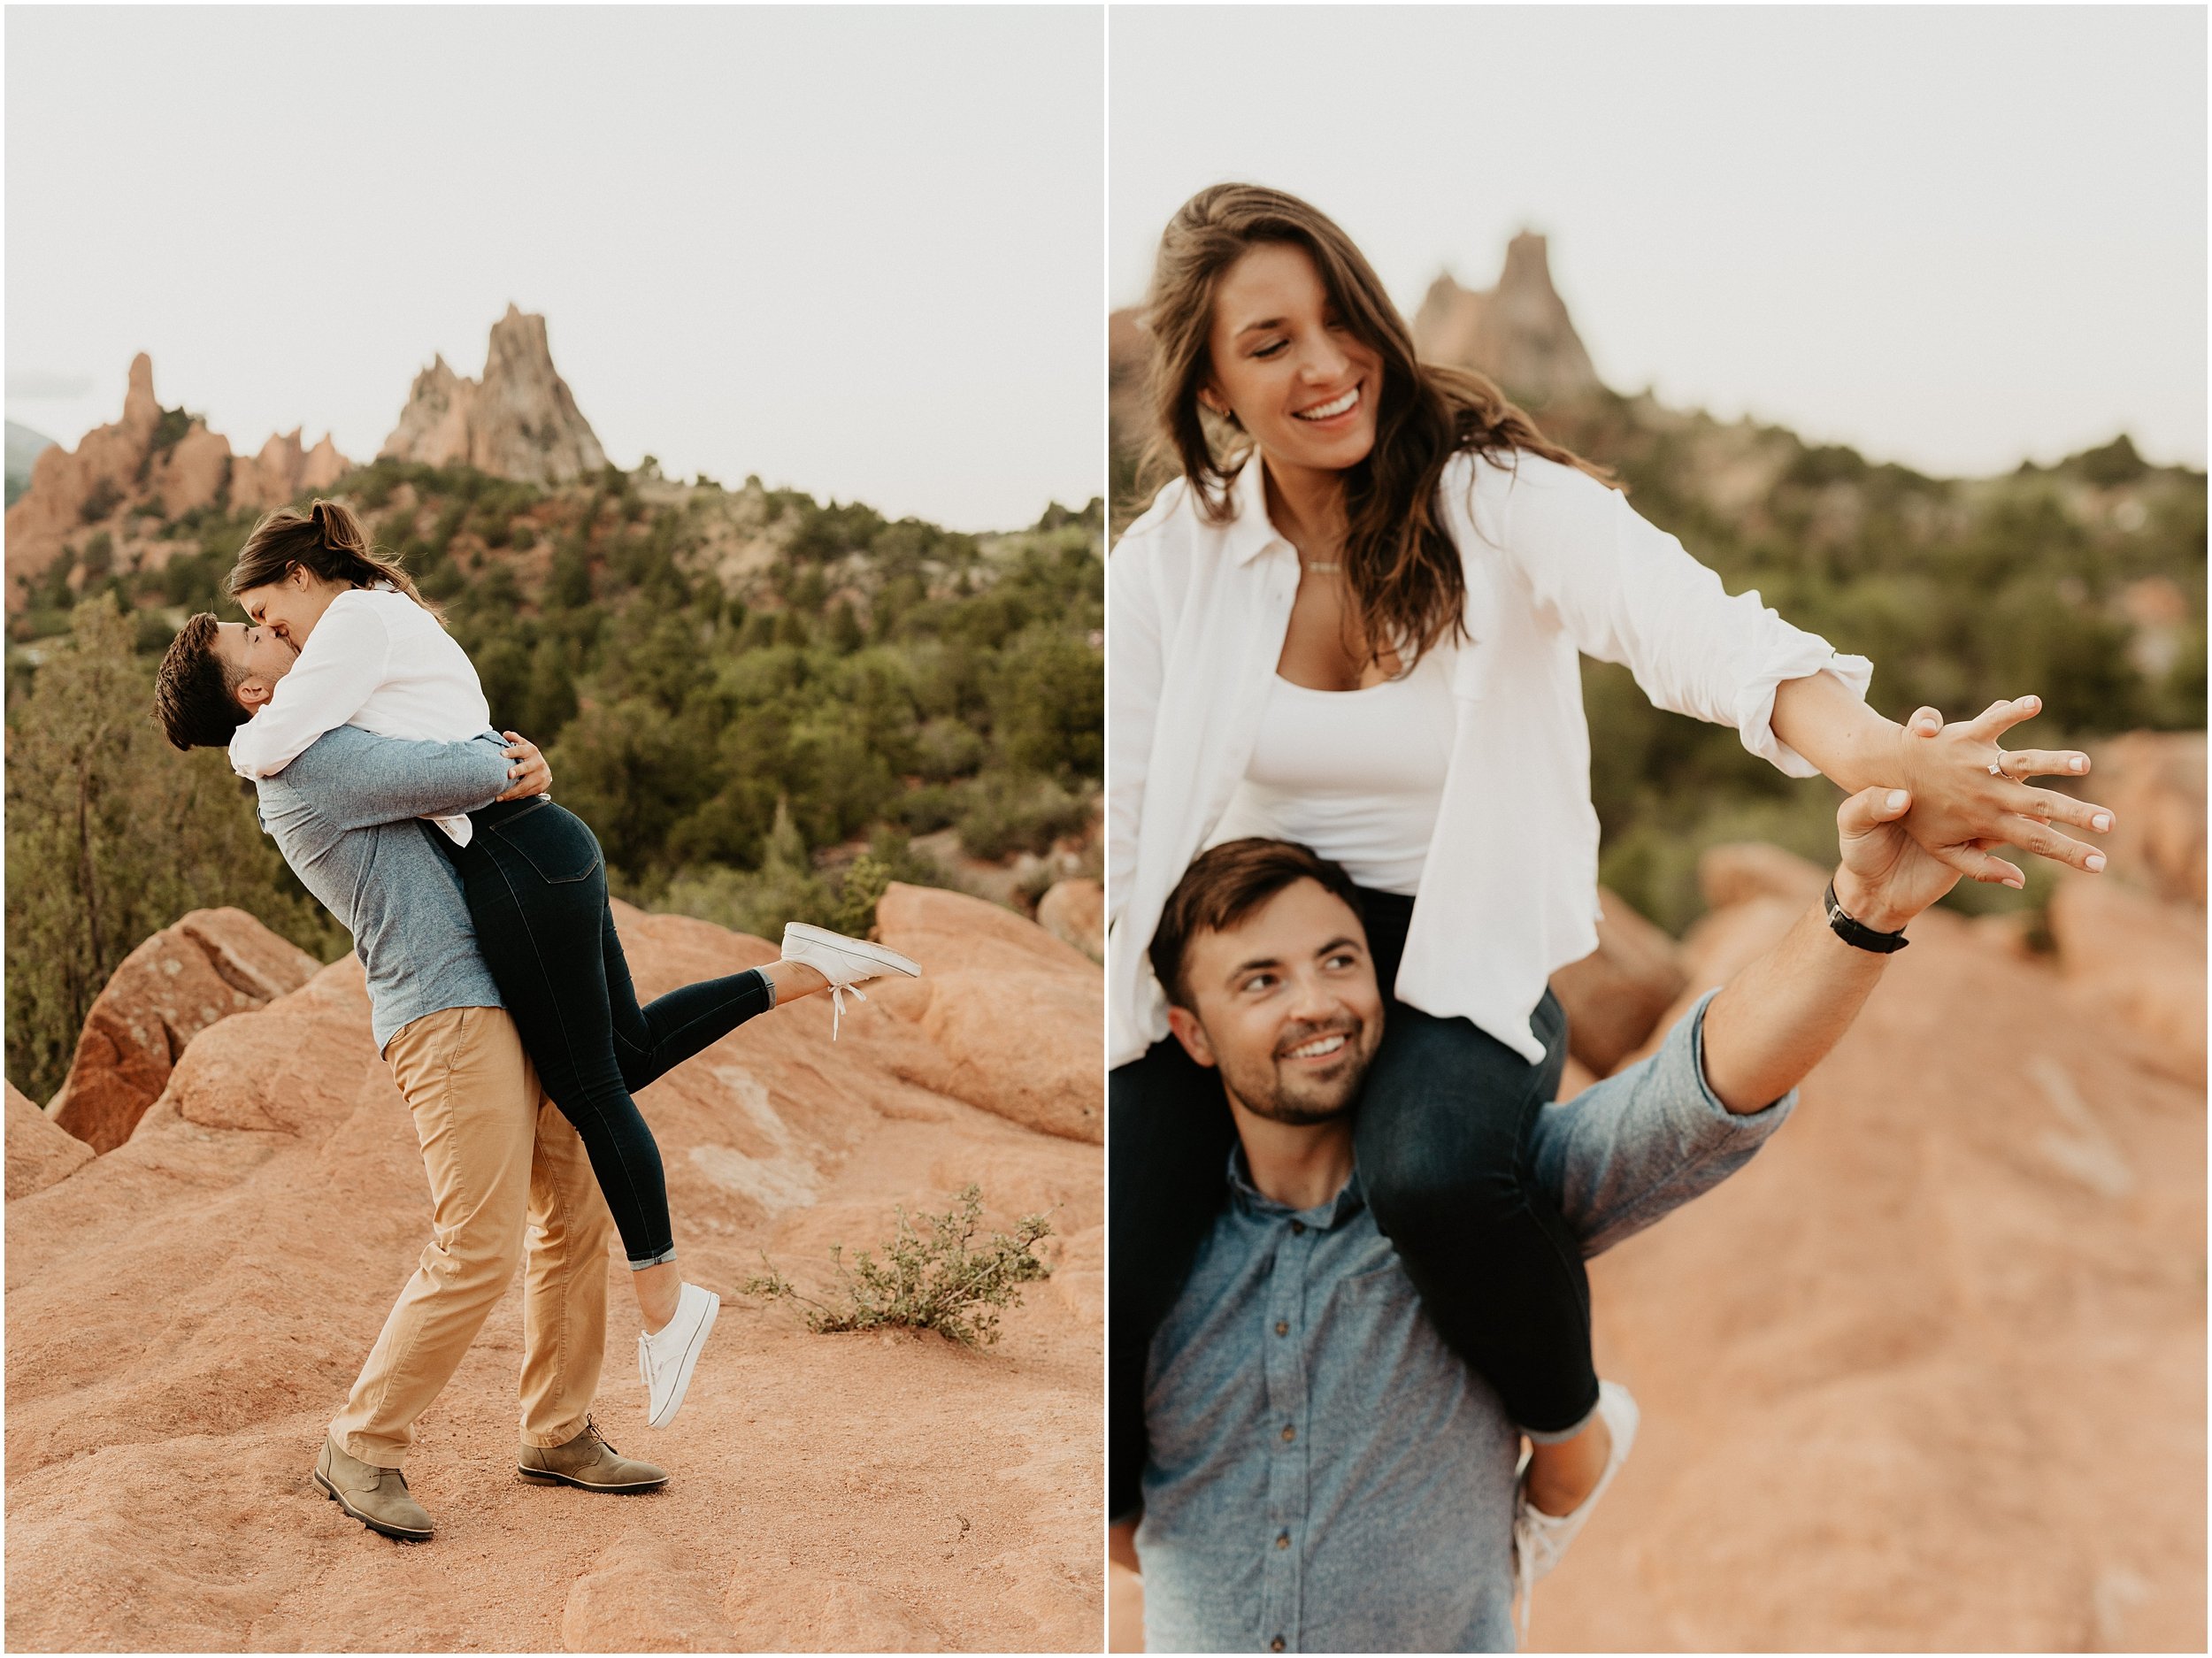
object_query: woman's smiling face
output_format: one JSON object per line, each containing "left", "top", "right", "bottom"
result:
{"left": 1202, "top": 241, "right": 1382, "bottom": 476}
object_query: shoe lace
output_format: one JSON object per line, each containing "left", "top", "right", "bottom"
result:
{"left": 827, "top": 980, "right": 868, "bottom": 1040}
{"left": 1510, "top": 1500, "right": 1548, "bottom": 1642}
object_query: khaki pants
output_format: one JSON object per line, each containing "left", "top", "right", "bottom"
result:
{"left": 329, "top": 1005, "right": 616, "bottom": 1466}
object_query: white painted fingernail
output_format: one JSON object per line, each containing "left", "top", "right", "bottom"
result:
{"left": 1886, "top": 790, "right": 1909, "bottom": 810}
{"left": 2070, "top": 757, "right": 2086, "bottom": 772}
{"left": 2087, "top": 853, "right": 2107, "bottom": 873}
{"left": 2093, "top": 814, "right": 2112, "bottom": 832}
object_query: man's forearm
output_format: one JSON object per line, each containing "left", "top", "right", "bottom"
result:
{"left": 1698, "top": 885, "right": 1893, "bottom": 1113}
{"left": 314, "top": 731, "right": 511, "bottom": 832}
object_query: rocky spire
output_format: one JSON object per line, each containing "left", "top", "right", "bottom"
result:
{"left": 1, "top": 356, "right": 349, "bottom": 605}
{"left": 1411, "top": 231, "right": 1604, "bottom": 407}
{"left": 379, "top": 306, "right": 606, "bottom": 484}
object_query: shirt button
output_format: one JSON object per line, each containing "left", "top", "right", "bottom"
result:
{"left": 1289, "top": 1220, "right": 1306, "bottom": 1236}
{"left": 1271, "top": 1639, "right": 1286, "bottom": 1653}
{"left": 1280, "top": 1424, "right": 1295, "bottom": 1443}
{"left": 1274, "top": 1320, "right": 1289, "bottom": 1337}
{"left": 1275, "top": 1531, "right": 1291, "bottom": 1550}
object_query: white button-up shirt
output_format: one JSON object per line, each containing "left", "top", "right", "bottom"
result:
{"left": 228, "top": 586, "right": 495, "bottom": 845}
{"left": 1107, "top": 449, "right": 1870, "bottom": 1068}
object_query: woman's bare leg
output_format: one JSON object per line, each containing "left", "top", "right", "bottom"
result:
{"left": 762, "top": 959, "right": 830, "bottom": 1002}
{"left": 1525, "top": 1416, "right": 1615, "bottom": 1517}
{"left": 633, "top": 1261, "right": 682, "bottom": 1332}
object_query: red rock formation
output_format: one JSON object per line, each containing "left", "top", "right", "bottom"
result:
{"left": 2047, "top": 872, "right": 2205, "bottom": 1084}
{"left": 4, "top": 887, "right": 1099, "bottom": 1650}
{"left": 6, "top": 1081, "right": 92, "bottom": 1200}
{"left": 4, "top": 357, "right": 350, "bottom": 607}
{"left": 43, "top": 908, "right": 321, "bottom": 1154}
{"left": 869, "top": 884, "right": 1103, "bottom": 1144}
{"left": 1697, "top": 840, "right": 1830, "bottom": 910}
{"left": 1548, "top": 887, "right": 1688, "bottom": 1075}
{"left": 1035, "top": 877, "right": 1103, "bottom": 963}
{"left": 232, "top": 427, "right": 352, "bottom": 512}
{"left": 380, "top": 306, "right": 608, "bottom": 485}
{"left": 2085, "top": 730, "right": 2206, "bottom": 905}
{"left": 4, "top": 354, "right": 164, "bottom": 598}
{"left": 1411, "top": 233, "right": 1606, "bottom": 407}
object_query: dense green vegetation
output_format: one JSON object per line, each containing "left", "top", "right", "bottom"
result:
{"left": 1546, "top": 406, "right": 2206, "bottom": 932}
{"left": 6, "top": 461, "right": 1102, "bottom": 1102}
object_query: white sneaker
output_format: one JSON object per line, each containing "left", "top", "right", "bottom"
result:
{"left": 638, "top": 1282, "right": 719, "bottom": 1430}
{"left": 1511, "top": 1380, "right": 1640, "bottom": 1639}
{"left": 779, "top": 922, "right": 921, "bottom": 1040}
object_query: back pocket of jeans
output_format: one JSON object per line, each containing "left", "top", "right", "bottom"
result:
{"left": 490, "top": 803, "right": 602, "bottom": 884}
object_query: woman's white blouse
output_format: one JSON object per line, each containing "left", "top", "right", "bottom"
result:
{"left": 1106, "top": 450, "right": 1872, "bottom": 1068}
{"left": 227, "top": 586, "right": 495, "bottom": 845}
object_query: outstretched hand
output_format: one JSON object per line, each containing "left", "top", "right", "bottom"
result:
{"left": 1890, "top": 696, "right": 2115, "bottom": 888}
{"left": 1833, "top": 787, "right": 1963, "bottom": 932}
{"left": 497, "top": 731, "right": 552, "bottom": 801}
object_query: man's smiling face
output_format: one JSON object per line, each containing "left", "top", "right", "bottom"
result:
{"left": 1165, "top": 877, "right": 1386, "bottom": 1125}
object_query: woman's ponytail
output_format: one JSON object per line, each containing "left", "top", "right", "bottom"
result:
{"left": 225, "top": 496, "right": 436, "bottom": 613}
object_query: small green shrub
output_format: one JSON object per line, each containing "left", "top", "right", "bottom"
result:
{"left": 741, "top": 1185, "right": 1052, "bottom": 1347}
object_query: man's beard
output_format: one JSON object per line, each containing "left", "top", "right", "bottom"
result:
{"left": 1215, "top": 1016, "right": 1378, "bottom": 1125}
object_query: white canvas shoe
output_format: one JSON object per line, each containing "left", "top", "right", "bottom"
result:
{"left": 1511, "top": 1379, "right": 1640, "bottom": 1639}
{"left": 779, "top": 922, "right": 921, "bottom": 1039}
{"left": 639, "top": 1282, "right": 719, "bottom": 1429}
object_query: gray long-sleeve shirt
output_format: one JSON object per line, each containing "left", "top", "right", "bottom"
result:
{"left": 1135, "top": 990, "right": 1795, "bottom": 1654}
{"left": 252, "top": 725, "right": 511, "bottom": 1052}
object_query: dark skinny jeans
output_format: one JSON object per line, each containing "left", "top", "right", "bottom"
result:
{"left": 426, "top": 795, "right": 775, "bottom": 1269}
{"left": 1108, "top": 886, "right": 1598, "bottom": 1521}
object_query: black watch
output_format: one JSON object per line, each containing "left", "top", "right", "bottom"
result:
{"left": 1824, "top": 879, "right": 1909, "bottom": 954}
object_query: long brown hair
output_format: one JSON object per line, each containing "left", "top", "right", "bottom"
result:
{"left": 1141, "top": 183, "right": 1614, "bottom": 668}
{"left": 224, "top": 499, "right": 433, "bottom": 611}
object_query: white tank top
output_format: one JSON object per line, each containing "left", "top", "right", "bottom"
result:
{"left": 1210, "top": 648, "right": 1457, "bottom": 895}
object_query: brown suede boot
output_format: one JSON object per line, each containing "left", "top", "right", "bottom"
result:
{"left": 518, "top": 1416, "right": 669, "bottom": 1493}
{"left": 314, "top": 1434, "right": 434, "bottom": 1541}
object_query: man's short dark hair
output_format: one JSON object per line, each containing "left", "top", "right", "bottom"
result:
{"left": 1149, "top": 838, "right": 1365, "bottom": 1009}
{"left": 153, "top": 612, "right": 250, "bottom": 751}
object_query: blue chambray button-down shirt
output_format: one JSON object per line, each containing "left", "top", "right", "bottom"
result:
{"left": 1135, "top": 991, "right": 1796, "bottom": 1654}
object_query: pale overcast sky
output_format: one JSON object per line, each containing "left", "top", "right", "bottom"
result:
{"left": 1110, "top": 5, "right": 2206, "bottom": 478}
{"left": 7, "top": 6, "right": 1103, "bottom": 532}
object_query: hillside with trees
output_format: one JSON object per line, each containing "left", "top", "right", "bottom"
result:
{"left": 5, "top": 457, "right": 1102, "bottom": 1103}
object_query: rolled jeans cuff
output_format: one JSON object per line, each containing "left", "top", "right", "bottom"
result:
{"left": 758, "top": 966, "right": 777, "bottom": 1009}
{"left": 626, "top": 1245, "right": 679, "bottom": 1271}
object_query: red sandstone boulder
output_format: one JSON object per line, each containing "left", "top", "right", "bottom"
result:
{"left": 2084, "top": 731, "right": 2206, "bottom": 905}
{"left": 5, "top": 1081, "right": 92, "bottom": 1200}
{"left": 44, "top": 908, "right": 320, "bottom": 1154}
{"left": 1698, "top": 841, "right": 1829, "bottom": 911}
{"left": 1549, "top": 887, "right": 1688, "bottom": 1074}
{"left": 872, "top": 882, "right": 1103, "bottom": 1144}
{"left": 2046, "top": 873, "right": 2206, "bottom": 1085}
{"left": 1034, "top": 877, "right": 1103, "bottom": 963}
